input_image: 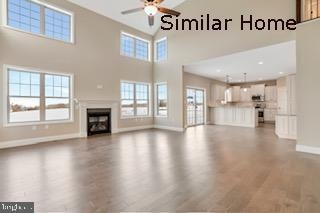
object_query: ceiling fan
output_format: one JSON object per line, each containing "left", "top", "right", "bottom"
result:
{"left": 121, "top": 0, "right": 181, "bottom": 27}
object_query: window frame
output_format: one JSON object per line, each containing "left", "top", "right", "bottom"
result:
{"left": 155, "top": 82, "right": 168, "bottom": 118}
{"left": 120, "top": 80, "right": 152, "bottom": 119}
{"left": 154, "top": 37, "right": 168, "bottom": 62}
{"left": 120, "top": 32, "right": 151, "bottom": 62}
{"left": 3, "top": 64, "right": 74, "bottom": 127}
{"left": 2, "top": 0, "right": 75, "bottom": 44}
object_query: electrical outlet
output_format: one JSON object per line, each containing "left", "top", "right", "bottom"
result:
{"left": 45, "top": 125, "right": 49, "bottom": 129}
{"left": 97, "top": 84, "right": 103, "bottom": 89}
{"left": 32, "top": 126, "right": 37, "bottom": 131}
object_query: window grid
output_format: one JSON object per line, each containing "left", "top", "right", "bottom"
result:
{"left": 121, "top": 33, "right": 150, "bottom": 61}
{"left": 156, "top": 38, "right": 167, "bottom": 62}
{"left": 6, "top": 67, "right": 72, "bottom": 124}
{"left": 6, "top": 0, "right": 72, "bottom": 43}
{"left": 156, "top": 83, "right": 168, "bottom": 117}
{"left": 121, "top": 82, "right": 150, "bottom": 118}
{"left": 45, "top": 8, "right": 71, "bottom": 42}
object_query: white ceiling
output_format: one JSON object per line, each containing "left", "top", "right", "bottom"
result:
{"left": 184, "top": 41, "right": 296, "bottom": 83}
{"left": 67, "top": 0, "right": 186, "bottom": 35}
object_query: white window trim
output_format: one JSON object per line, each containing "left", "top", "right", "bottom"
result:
{"left": 120, "top": 31, "right": 151, "bottom": 62}
{"left": 154, "top": 37, "right": 168, "bottom": 62}
{"left": 3, "top": 64, "right": 74, "bottom": 127}
{"left": 120, "top": 80, "right": 152, "bottom": 119}
{"left": 154, "top": 82, "right": 168, "bottom": 118}
{"left": 2, "top": 0, "right": 75, "bottom": 44}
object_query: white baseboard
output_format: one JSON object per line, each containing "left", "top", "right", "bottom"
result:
{"left": 154, "top": 125, "right": 185, "bottom": 132}
{"left": 116, "top": 125, "right": 154, "bottom": 133}
{"left": 0, "top": 133, "right": 81, "bottom": 149}
{"left": 276, "top": 132, "right": 297, "bottom": 140}
{"left": 296, "top": 145, "right": 320, "bottom": 155}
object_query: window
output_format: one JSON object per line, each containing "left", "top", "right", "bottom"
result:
{"left": 155, "top": 38, "right": 167, "bottom": 62}
{"left": 121, "top": 81, "right": 150, "bottom": 118}
{"left": 155, "top": 83, "right": 168, "bottom": 117}
{"left": 120, "top": 32, "right": 150, "bottom": 61}
{"left": 5, "top": 66, "right": 73, "bottom": 125}
{"left": 6, "top": 0, "right": 73, "bottom": 43}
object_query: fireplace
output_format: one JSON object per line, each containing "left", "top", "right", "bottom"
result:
{"left": 87, "top": 108, "right": 111, "bottom": 136}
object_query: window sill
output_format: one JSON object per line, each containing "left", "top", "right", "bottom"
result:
{"left": 2, "top": 25, "right": 75, "bottom": 45}
{"left": 3, "top": 120, "right": 74, "bottom": 128}
{"left": 155, "top": 115, "right": 168, "bottom": 119}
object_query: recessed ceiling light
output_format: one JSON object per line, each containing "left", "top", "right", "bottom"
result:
{"left": 279, "top": 72, "right": 284, "bottom": 75}
{"left": 258, "top": 78, "right": 263, "bottom": 81}
{"left": 258, "top": 61, "right": 264, "bottom": 65}
{"left": 216, "top": 69, "right": 221, "bottom": 73}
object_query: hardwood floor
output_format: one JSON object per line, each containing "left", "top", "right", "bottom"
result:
{"left": 1, "top": 125, "right": 320, "bottom": 212}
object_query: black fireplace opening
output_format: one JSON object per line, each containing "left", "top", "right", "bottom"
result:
{"left": 87, "top": 108, "right": 111, "bottom": 136}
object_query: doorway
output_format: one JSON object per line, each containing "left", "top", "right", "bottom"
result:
{"left": 186, "top": 88, "right": 205, "bottom": 127}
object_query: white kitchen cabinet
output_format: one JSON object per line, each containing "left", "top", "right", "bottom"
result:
{"left": 240, "top": 88, "right": 251, "bottom": 102}
{"left": 226, "top": 86, "right": 241, "bottom": 102}
{"left": 211, "top": 107, "right": 257, "bottom": 128}
{"left": 276, "top": 115, "right": 297, "bottom": 139}
{"left": 251, "top": 84, "right": 265, "bottom": 96}
{"left": 265, "top": 86, "right": 277, "bottom": 102}
{"left": 277, "top": 75, "right": 296, "bottom": 115}
{"left": 211, "top": 84, "right": 226, "bottom": 106}
{"left": 264, "top": 109, "right": 276, "bottom": 122}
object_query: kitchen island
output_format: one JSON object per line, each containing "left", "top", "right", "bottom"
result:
{"left": 210, "top": 106, "right": 259, "bottom": 128}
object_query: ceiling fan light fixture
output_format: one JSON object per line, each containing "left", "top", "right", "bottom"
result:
{"left": 144, "top": 5, "right": 158, "bottom": 16}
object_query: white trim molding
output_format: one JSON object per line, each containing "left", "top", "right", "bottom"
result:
{"left": 296, "top": 145, "right": 320, "bottom": 155}
{"left": 0, "top": 133, "right": 80, "bottom": 149}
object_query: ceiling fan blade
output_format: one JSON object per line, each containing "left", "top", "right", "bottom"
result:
{"left": 154, "top": 0, "right": 164, "bottom": 4}
{"left": 148, "top": 15, "right": 154, "bottom": 26}
{"left": 121, "top": 7, "right": 144, "bottom": 15}
{"left": 158, "top": 7, "right": 181, "bottom": 17}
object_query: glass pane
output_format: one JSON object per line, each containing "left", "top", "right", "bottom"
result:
{"left": 121, "top": 34, "right": 134, "bottom": 57}
{"left": 158, "top": 100, "right": 167, "bottom": 116}
{"left": 31, "top": 85, "right": 40, "bottom": 96}
{"left": 9, "top": 70, "right": 20, "bottom": 83}
{"left": 45, "top": 98, "right": 70, "bottom": 120}
{"left": 137, "top": 100, "right": 148, "bottom": 116}
{"left": 136, "top": 39, "right": 149, "bottom": 60}
{"left": 121, "top": 82, "right": 134, "bottom": 99}
{"left": 20, "top": 72, "right": 30, "bottom": 84}
{"left": 54, "top": 86, "right": 62, "bottom": 97}
{"left": 53, "top": 75, "right": 62, "bottom": 87}
{"left": 136, "top": 84, "right": 148, "bottom": 99}
{"left": 45, "top": 7, "right": 71, "bottom": 42}
{"left": 45, "top": 74, "right": 54, "bottom": 86}
{"left": 157, "top": 39, "right": 167, "bottom": 61}
{"left": 61, "top": 76, "right": 69, "bottom": 88}
{"left": 62, "top": 87, "right": 69, "bottom": 97}
{"left": 20, "top": 84, "right": 30, "bottom": 96}
{"left": 46, "top": 86, "right": 54, "bottom": 97}
{"left": 31, "top": 73, "right": 40, "bottom": 85}
{"left": 9, "top": 97, "right": 40, "bottom": 123}
{"left": 9, "top": 84, "right": 20, "bottom": 96}
{"left": 121, "top": 100, "right": 134, "bottom": 117}
{"left": 7, "top": 0, "right": 41, "bottom": 33}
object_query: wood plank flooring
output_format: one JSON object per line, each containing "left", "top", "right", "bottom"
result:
{"left": 0, "top": 124, "right": 320, "bottom": 212}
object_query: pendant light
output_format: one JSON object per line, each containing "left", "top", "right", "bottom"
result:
{"left": 243, "top": 73, "right": 248, "bottom": 92}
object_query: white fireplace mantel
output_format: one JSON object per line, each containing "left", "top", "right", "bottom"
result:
{"left": 78, "top": 100, "right": 119, "bottom": 137}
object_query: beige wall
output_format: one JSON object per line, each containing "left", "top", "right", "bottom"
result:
{"left": 0, "top": 0, "right": 153, "bottom": 142}
{"left": 154, "top": 0, "right": 296, "bottom": 129}
{"left": 296, "top": 20, "right": 320, "bottom": 148}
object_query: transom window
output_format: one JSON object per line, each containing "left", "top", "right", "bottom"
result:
{"left": 121, "top": 81, "right": 150, "bottom": 118}
{"left": 120, "top": 32, "right": 150, "bottom": 61}
{"left": 6, "top": 0, "right": 73, "bottom": 43}
{"left": 155, "top": 83, "right": 168, "bottom": 117}
{"left": 155, "top": 38, "right": 167, "bottom": 62}
{"left": 5, "top": 66, "right": 73, "bottom": 125}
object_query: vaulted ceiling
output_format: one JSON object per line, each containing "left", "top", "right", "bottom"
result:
{"left": 67, "top": 0, "right": 186, "bottom": 35}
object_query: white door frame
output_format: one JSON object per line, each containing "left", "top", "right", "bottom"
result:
{"left": 186, "top": 86, "right": 206, "bottom": 127}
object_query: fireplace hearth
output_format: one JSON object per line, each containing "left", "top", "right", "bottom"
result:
{"left": 87, "top": 108, "right": 111, "bottom": 136}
